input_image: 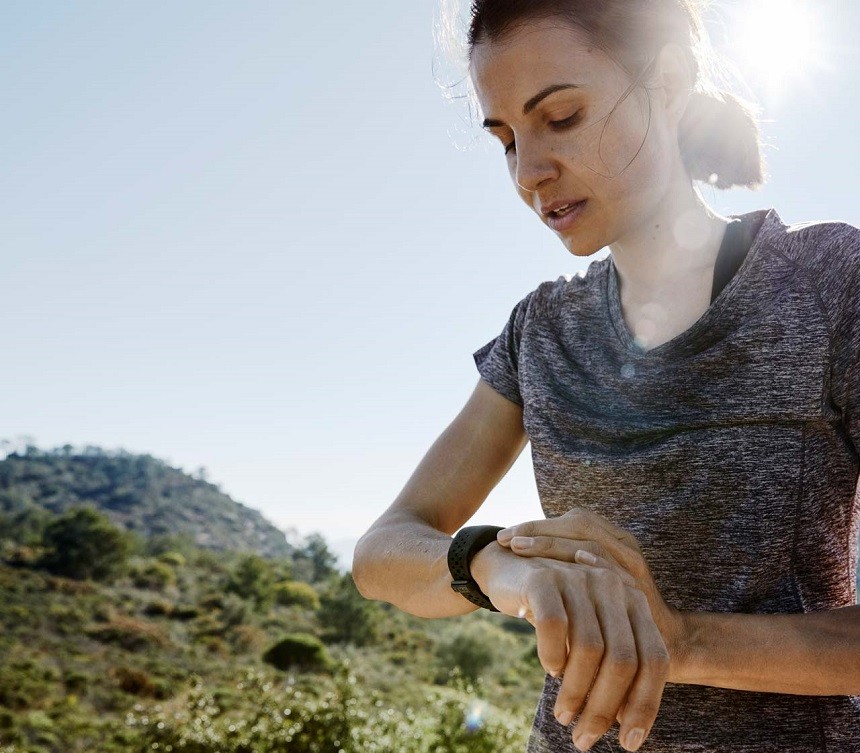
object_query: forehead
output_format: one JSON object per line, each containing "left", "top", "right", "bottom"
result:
{"left": 469, "top": 19, "right": 614, "bottom": 114}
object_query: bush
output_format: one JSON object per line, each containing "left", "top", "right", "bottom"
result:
{"left": 85, "top": 615, "right": 170, "bottom": 651}
{"left": 318, "top": 572, "right": 381, "bottom": 646}
{"left": 111, "top": 666, "right": 158, "bottom": 697}
{"left": 228, "top": 624, "right": 268, "bottom": 654}
{"left": 131, "top": 559, "right": 176, "bottom": 590}
{"left": 132, "top": 664, "right": 532, "bottom": 753}
{"left": 273, "top": 580, "right": 320, "bottom": 610}
{"left": 224, "top": 554, "right": 276, "bottom": 610}
{"left": 262, "top": 633, "right": 334, "bottom": 673}
{"left": 435, "top": 621, "right": 505, "bottom": 683}
{"left": 157, "top": 551, "right": 186, "bottom": 568}
{"left": 38, "top": 506, "right": 132, "bottom": 582}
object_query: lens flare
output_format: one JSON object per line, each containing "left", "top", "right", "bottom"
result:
{"left": 464, "top": 699, "right": 489, "bottom": 732}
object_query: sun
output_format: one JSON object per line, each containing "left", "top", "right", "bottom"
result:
{"left": 723, "top": 0, "right": 829, "bottom": 100}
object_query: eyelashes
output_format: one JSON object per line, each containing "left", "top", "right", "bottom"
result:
{"left": 503, "top": 111, "right": 584, "bottom": 156}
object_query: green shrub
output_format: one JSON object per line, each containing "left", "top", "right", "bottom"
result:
{"left": 224, "top": 554, "right": 276, "bottom": 610}
{"left": 131, "top": 560, "right": 176, "bottom": 590}
{"left": 157, "top": 551, "right": 186, "bottom": 568}
{"left": 435, "top": 622, "right": 504, "bottom": 683}
{"left": 262, "top": 633, "right": 333, "bottom": 673}
{"left": 38, "top": 506, "right": 132, "bottom": 582}
{"left": 274, "top": 580, "right": 320, "bottom": 610}
{"left": 318, "top": 572, "right": 381, "bottom": 646}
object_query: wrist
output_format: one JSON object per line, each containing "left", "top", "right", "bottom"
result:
{"left": 469, "top": 540, "right": 506, "bottom": 596}
{"left": 668, "top": 610, "right": 699, "bottom": 684}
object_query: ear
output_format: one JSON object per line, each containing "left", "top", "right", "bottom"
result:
{"left": 654, "top": 42, "right": 694, "bottom": 128}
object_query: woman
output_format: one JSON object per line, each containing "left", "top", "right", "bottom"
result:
{"left": 353, "top": 1, "right": 860, "bottom": 751}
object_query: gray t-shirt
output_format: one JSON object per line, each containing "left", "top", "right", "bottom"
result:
{"left": 472, "top": 208, "right": 860, "bottom": 752}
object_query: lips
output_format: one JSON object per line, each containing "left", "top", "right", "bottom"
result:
{"left": 545, "top": 199, "right": 588, "bottom": 232}
{"left": 540, "top": 198, "right": 588, "bottom": 218}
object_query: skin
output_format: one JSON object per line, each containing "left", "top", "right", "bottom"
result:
{"left": 469, "top": 17, "right": 733, "bottom": 352}
{"left": 467, "top": 17, "right": 733, "bottom": 752}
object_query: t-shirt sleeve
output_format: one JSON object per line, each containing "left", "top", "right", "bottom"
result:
{"left": 472, "top": 290, "right": 535, "bottom": 407}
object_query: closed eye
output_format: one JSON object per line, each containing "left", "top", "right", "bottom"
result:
{"left": 504, "top": 111, "right": 584, "bottom": 156}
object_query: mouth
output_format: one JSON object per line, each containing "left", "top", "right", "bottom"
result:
{"left": 545, "top": 199, "right": 588, "bottom": 232}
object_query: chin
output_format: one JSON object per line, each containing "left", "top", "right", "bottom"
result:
{"left": 561, "top": 234, "right": 603, "bottom": 258}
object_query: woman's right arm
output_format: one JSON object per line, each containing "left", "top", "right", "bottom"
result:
{"left": 351, "top": 377, "right": 529, "bottom": 619}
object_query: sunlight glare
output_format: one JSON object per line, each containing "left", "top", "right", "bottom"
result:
{"left": 728, "top": 0, "right": 827, "bottom": 97}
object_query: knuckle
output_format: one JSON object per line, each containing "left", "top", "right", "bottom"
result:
{"left": 608, "top": 650, "right": 639, "bottom": 676}
{"left": 647, "top": 649, "right": 671, "bottom": 674}
{"left": 628, "top": 586, "right": 648, "bottom": 603}
{"left": 586, "top": 711, "right": 616, "bottom": 728}
{"left": 629, "top": 700, "right": 661, "bottom": 720}
{"left": 593, "top": 566, "right": 624, "bottom": 589}
{"left": 576, "top": 637, "right": 605, "bottom": 660}
{"left": 535, "top": 611, "right": 568, "bottom": 630}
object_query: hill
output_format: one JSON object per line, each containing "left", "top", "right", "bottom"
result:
{"left": 0, "top": 445, "right": 293, "bottom": 560}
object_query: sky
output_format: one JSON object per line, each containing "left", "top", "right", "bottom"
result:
{"left": 1, "top": 1, "right": 858, "bottom": 570}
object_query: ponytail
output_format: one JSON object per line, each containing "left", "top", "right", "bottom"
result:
{"left": 678, "top": 89, "right": 766, "bottom": 190}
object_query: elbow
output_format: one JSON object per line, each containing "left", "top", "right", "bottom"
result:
{"left": 350, "top": 532, "right": 377, "bottom": 600}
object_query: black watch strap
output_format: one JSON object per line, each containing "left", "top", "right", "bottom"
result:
{"left": 447, "top": 525, "right": 504, "bottom": 612}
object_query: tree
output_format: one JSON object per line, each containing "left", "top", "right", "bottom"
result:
{"left": 39, "top": 505, "right": 132, "bottom": 581}
{"left": 318, "top": 572, "right": 381, "bottom": 645}
{"left": 224, "top": 553, "right": 277, "bottom": 610}
{"left": 293, "top": 532, "right": 339, "bottom": 583}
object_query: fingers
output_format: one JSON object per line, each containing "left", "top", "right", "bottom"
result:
{"left": 499, "top": 508, "right": 646, "bottom": 576}
{"left": 614, "top": 588, "right": 670, "bottom": 752}
{"left": 567, "top": 569, "right": 638, "bottom": 752}
{"left": 524, "top": 568, "right": 573, "bottom": 678}
{"left": 505, "top": 535, "right": 638, "bottom": 589}
{"left": 551, "top": 582, "right": 604, "bottom": 729}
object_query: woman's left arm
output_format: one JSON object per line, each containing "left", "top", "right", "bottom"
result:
{"left": 496, "top": 509, "right": 860, "bottom": 696}
{"left": 676, "top": 603, "right": 860, "bottom": 695}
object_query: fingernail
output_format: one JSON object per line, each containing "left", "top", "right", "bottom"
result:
{"left": 573, "top": 732, "right": 598, "bottom": 752}
{"left": 623, "top": 727, "right": 645, "bottom": 751}
{"left": 575, "top": 549, "right": 597, "bottom": 565}
{"left": 556, "top": 709, "right": 573, "bottom": 726}
{"left": 497, "top": 529, "right": 513, "bottom": 542}
{"left": 511, "top": 536, "right": 534, "bottom": 549}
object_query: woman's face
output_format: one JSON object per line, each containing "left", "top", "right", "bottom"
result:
{"left": 469, "top": 18, "right": 684, "bottom": 257}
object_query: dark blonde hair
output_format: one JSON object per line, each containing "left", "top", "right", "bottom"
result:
{"left": 452, "top": 0, "right": 766, "bottom": 190}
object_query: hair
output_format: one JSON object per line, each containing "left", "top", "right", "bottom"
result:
{"left": 442, "top": 0, "right": 766, "bottom": 190}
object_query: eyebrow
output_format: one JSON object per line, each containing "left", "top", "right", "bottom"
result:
{"left": 481, "top": 83, "right": 582, "bottom": 129}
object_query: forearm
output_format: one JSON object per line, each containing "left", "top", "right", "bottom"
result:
{"left": 352, "top": 513, "right": 480, "bottom": 619}
{"left": 675, "top": 604, "right": 860, "bottom": 695}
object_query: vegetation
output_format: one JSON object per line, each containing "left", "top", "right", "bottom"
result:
{"left": 0, "top": 443, "right": 545, "bottom": 752}
{"left": 0, "top": 445, "right": 295, "bottom": 559}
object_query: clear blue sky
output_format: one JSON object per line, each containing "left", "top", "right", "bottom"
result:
{"left": 2, "top": 1, "right": 857, "bottom": 566}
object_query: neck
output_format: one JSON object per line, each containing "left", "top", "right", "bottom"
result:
{"left": 609, "top": 179, "right": 730, "bottom": 303}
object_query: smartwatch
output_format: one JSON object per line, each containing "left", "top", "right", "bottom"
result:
{"left": 447, "top": 525, "right": 504, "bottom": 612}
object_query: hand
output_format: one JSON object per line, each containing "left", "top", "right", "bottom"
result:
{"left": 470, "top": 541, "right": 670, "bottom": 752}
{"left": 495, "top": 508, "right": 690, "bottom": 751}
{"left": 496, "top": 507, "right": 689, "bottom": 675}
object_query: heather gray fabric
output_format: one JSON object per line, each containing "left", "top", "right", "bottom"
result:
{"left": 472, "top": 208, "right": 860, "bottom": 752}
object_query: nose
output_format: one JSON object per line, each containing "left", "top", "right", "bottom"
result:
{"left": 513, "top": 140, "right": 559, "bottom": 194}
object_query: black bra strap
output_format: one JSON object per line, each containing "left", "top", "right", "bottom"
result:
{"left": 711, "top": 218, "right": 752, "bottom": 304}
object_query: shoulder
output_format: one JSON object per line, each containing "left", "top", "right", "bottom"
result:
{"left": 525, "top": 256, "right": 610, "bottom": 322}
{"left": 771, "top": 214, "right": 860, "bottom": 281}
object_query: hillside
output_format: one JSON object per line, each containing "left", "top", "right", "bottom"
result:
{"left": 0, "top": 446, "right": 293, "bottom": 560}
{"left": 0, "top": 508, "right": 542, "bottom": 752}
